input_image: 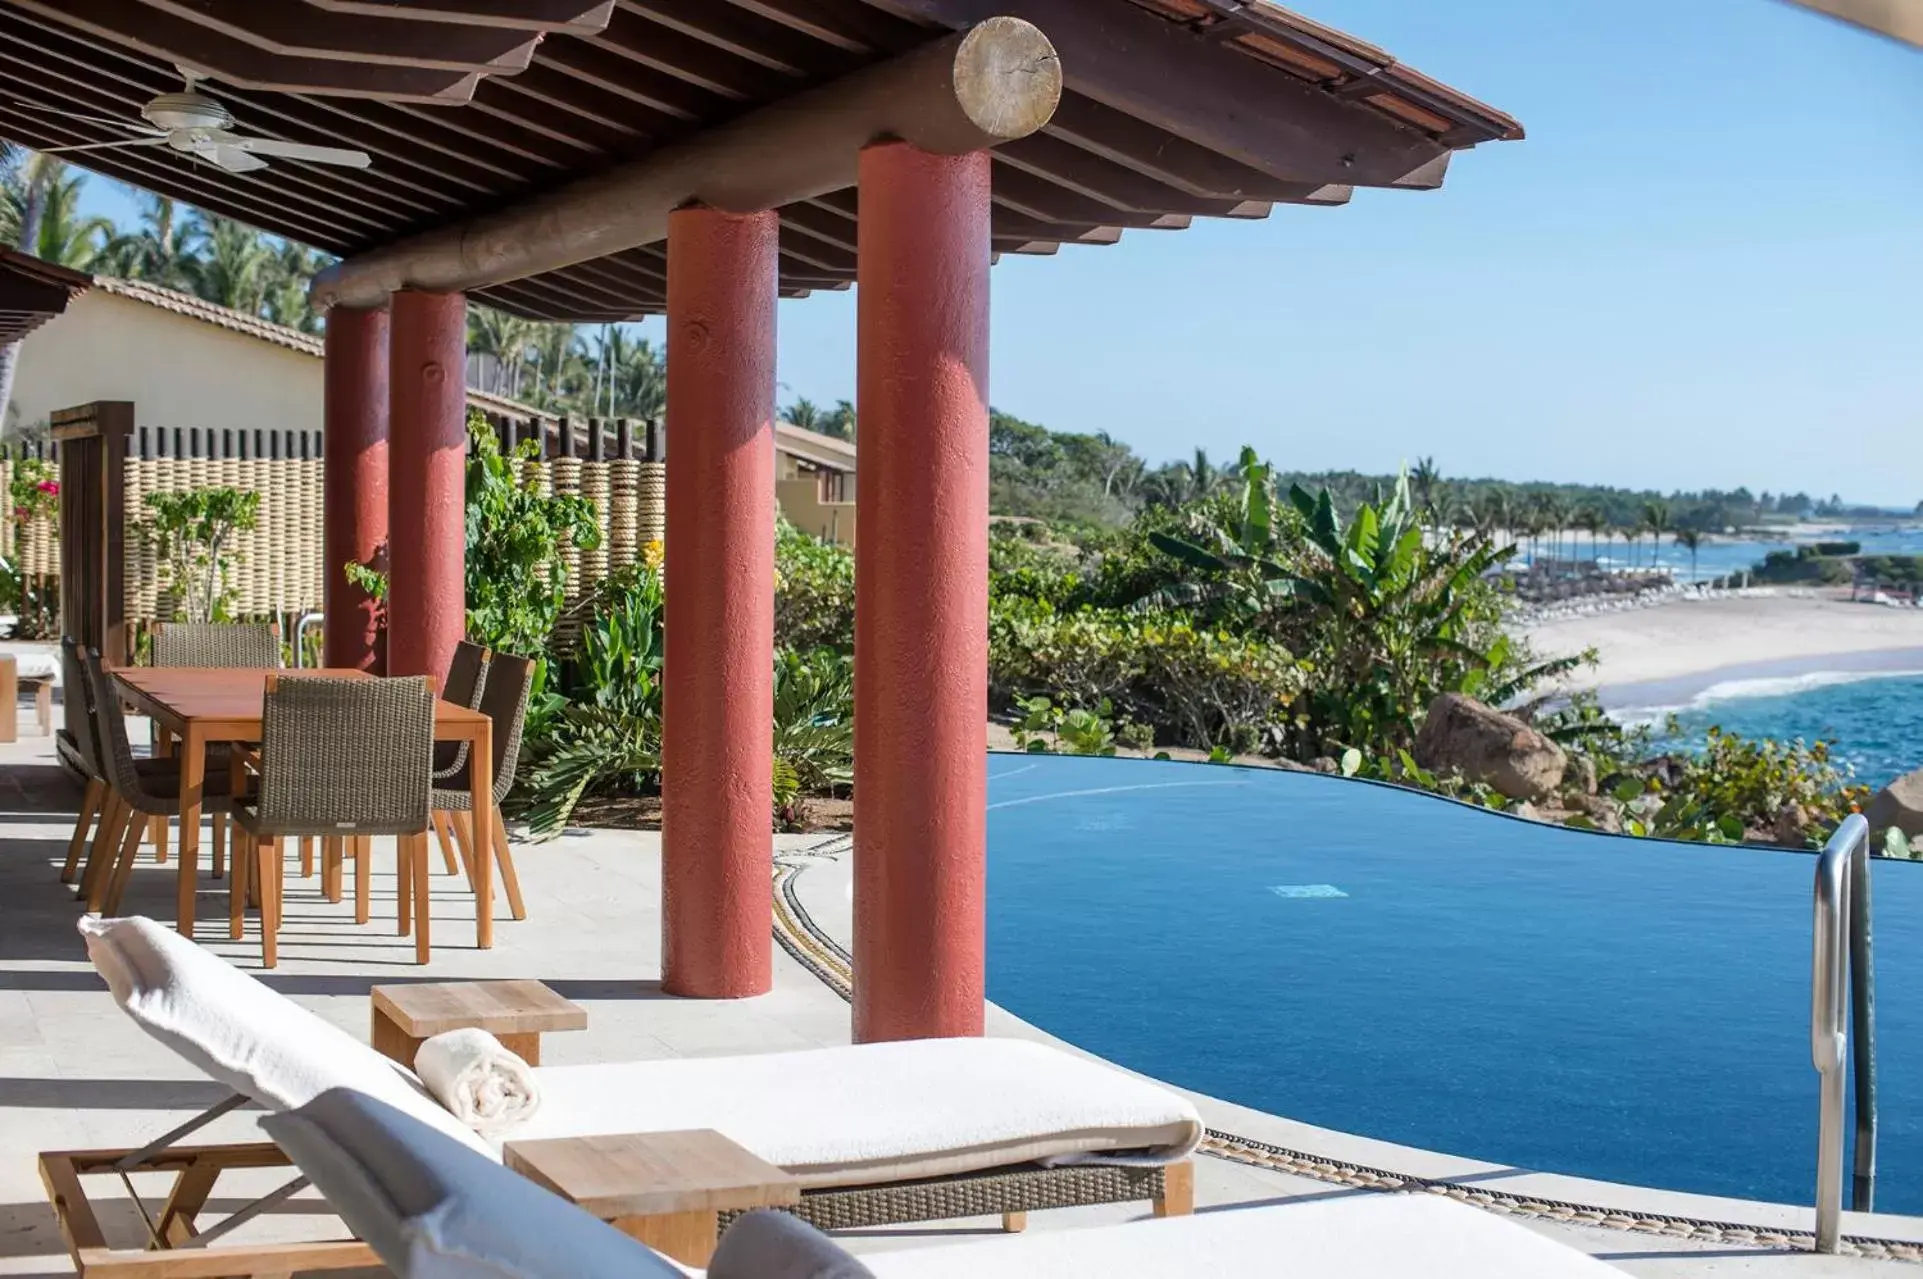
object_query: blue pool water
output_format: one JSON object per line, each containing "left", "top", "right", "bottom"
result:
{"left": 1651, "top": 671, "right": 1923, "bottom": 790}
{"left": 985, "top": 756, "right": 1923, "bottom": 1210}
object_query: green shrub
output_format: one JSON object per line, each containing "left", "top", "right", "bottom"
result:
{"left": 775, "top": 520, "right": 854, "bottom": 653}
{"left": 1634, "top": 725, "right": 1871, "bottom": 846}
{"left": 989, "top": 599, "right": 1300, "bottom": 753}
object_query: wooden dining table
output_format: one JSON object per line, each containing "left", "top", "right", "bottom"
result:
{"left": 112, "top": 667, "right": 497, "bottom": 948}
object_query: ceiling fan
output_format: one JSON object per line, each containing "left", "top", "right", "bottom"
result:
{"left": 13, "top": 69, "right": 372, "bottom": 174}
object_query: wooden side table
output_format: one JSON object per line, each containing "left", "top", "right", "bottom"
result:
{"left": 370, "top": 979, "right": 587, "bottom": 1069}
{"left": 504, "top": 1129, "right": 801, "bottom": 1266}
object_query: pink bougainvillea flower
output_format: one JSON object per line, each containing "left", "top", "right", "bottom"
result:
{"left": 37, "top": 480, "right": 57, "bottom": 495}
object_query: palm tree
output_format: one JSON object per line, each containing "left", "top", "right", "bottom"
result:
{"left": 469, "top": 306, "right": 536, "bottom": 398}
{"left": 1410, "top": 456, "right": 1441, "bottom": 525}
{"left": 785, "top": 396, "right": 823, "bottom": 432}
{"left": 183, "top": 216, "right": 272, "bottom": 313}
{"left": 261, "top": 239, "right": 328, "bottom": 334}
{"left": 613, "top": 336, "right": 664, "bottom": 425}
{"left": 11, "top": 160, "right": 114, "bottom": 269}
{"left": 1641, "top": 500, "right": 1672, "bottom": 570}
{"left": 820, "top": 399, "right": 855, "bottom": 441}
{"left": 1674, "top": 528, "right": 1704, "bottom": 582}
{"left": 99, "top": 193, "right": 201, "bottom": 288}
{"left": 528, "top": 323, "right": 583, "bottom": 412}
{"left": 1189, "top": 447, "right": 1226, "bottom": 498}
{"left": 0, "top": 147, "right": 62, "bottom": 433}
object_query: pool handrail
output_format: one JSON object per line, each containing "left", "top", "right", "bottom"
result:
{"left": 1812, "top": 813, "right": 1875, "bottom": 1254}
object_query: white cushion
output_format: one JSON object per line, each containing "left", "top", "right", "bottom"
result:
{"left": 3, "top": 650, "right": 56, "bottom": 680}
{"left": 513, "top": 1038, "right": 1203, "bottom": 1188}
{"left": 853, "top": 1194, "right": 1628, "bottom": 1278}
{"left": 79, "top": 916, "right": 492, "bottom": 1156}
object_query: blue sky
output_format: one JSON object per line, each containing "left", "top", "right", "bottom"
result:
{"left": 78, "top": 0, "right": 1923, "bottom": 504}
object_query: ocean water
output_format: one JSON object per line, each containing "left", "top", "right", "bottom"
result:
{"left": 1525, "top": 524, "right": 1923, "bottom": 584}
{"left": 1648, "top": 671, "right": 1923, "bottom": 788}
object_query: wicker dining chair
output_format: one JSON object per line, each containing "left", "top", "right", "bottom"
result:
{"left": 75, "top": 649, "right": 240, "bottom": 917}
{"left": 432, "top": 650, "right": 534, "bottom": 924}
{"left": 429, "top": 640, "right": 490, "bottom": 874}
{"left": 149, "top": 622, "right": 283, "bottom": 669}
{"left": 56, "top": 638, "right": 110, "bottom": 886}
{"left": 230, "top": 676, "right": 437, "bottom": 967}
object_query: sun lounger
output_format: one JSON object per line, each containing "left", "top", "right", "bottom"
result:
{"left": 43, "top": 916, "right": 1200, "bottom": 1278}
{"left": 258, "top": 1087, "right": 1628, "bottom": 1279}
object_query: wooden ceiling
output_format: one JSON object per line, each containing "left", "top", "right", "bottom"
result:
{"left": 0, "top": 0, "right": 1523, "bottom": 322}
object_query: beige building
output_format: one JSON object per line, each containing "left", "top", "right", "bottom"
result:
{"left": 9, "top": 277, "right": 859, "bottom": 540}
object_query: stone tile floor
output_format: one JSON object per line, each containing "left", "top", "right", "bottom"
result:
{"left": 0, "top": 717, "right": 1914, "bottom": 1275}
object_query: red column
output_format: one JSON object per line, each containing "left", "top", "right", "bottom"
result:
{"left": 323, "top": 305, "right": 389, "bottom": 673}
{"left": 386, "top": 289, "right": 467, "bottom": 684}
{"left": 661, "top": 206, "right": 778, "bottom": 999}
{"left": 853, "top": 143, "right": 992, "bottom": 1043}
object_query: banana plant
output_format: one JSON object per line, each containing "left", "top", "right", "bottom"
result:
{"left": 1136, "top": 446, "right": 1297, "bottom": 611}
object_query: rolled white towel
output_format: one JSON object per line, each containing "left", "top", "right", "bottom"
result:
{"left": 414, "top": 1028, "right": 542, "bottom": 1135}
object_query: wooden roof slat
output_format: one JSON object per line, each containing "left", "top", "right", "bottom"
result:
{"left": 858, "top": 0, "right": 1449, "bottom": 187}
{"left": 624, "top": 0, "right": 857, "bottom": 76}
{"left": 589, "top": 8, "right": 797, "bottom": 101}
{"left": 303, "top": 2, "right": 618, "bottom": 35}
{"left": 1045, "top": 92, "right": 1338, "bottom": 204}
{"left": 532, "top": 34, "right": 726, "bottom": 120}
{"left": 989, "top": 162, "right": 1190, "bottom": 231}
{"left": 481, "top": 61, "right": 674, "bottom": 146}
{"left": 0, "top": 12, "right": 531, "bottom": 198}
{"left": 999, "top": 132, "right": 1265, "bottom": 217}
{"left": 0, "top": 58, "right": 450, "bottom": 227}
{"left": 462, "top": 75, "right": 626, "bottom": 157}
{"left": 7, "top": 1, "right": 485, "bottom": 102}
{"left": 139, "top": 0, "right": 546, "bottom": 74}
{"left": 724, "top": 0, "right": 919, "bottom": 55}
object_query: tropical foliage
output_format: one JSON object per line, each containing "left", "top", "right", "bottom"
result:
{"left": 140, "top": 487, "right": 261, "bottom": 623}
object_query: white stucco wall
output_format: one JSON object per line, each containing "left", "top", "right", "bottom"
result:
{"left": 8, "top": 291, "right": 322, "bottom": 437}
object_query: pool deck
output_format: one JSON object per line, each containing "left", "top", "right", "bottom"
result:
{"left": 0, "top": 723, "right": 1918, "bottom": 1276}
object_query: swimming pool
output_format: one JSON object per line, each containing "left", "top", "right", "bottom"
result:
{"left": 984, "top": 755, "right": 1923, "bottom": 1211}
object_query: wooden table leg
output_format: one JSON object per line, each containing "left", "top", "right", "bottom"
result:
{"left": 152, "top": 729, "right": 174, "bottom": 865}
{"left": 470, "top": 721, "right": 494, "bottom": 949}
{"left": 176, "top": 724, "right": 204, "bottom": 939}
{"left": 612, "top": 1211, "right": 719, "bottom": 1267}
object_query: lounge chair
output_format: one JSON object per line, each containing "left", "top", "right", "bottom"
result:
{"left": 43, "top": 916, "right": 1200, "bottom": 1278}
{"left": 259, "top": 1087, "right": 1628, "bottom": 1278}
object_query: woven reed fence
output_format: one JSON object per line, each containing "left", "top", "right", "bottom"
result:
{"left": 87, "top": 415, "right": 666, "bottom": 630}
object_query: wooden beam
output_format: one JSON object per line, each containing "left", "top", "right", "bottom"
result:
{"left": 857, "top": 0, "right": 1449, "bottom": 187}
{"left": 314, "top": 18, "right": 1062, "bottom": 307}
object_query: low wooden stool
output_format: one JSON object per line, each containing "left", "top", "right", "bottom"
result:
{"left": 505, "top": 1129, "right": 800, "bottom": 1266}
{"left": 370, "top": 979, "right": 586, "bottom": 1070}
{"left": 0, "top": 654, "right": 48, "bottom": 741}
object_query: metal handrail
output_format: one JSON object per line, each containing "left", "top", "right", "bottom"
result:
{"left": 290, "top": 611, "right": 324, "bottom": 668}
{"left": 1813, "top": 813, "right": 1875, "bottom": 1253}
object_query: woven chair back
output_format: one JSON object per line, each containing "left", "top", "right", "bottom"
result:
{"left": 60, "top": 637, "right": 103, "bottom": 777}
{"left": 152, "top": 623, "right": 281, "bottom": 669}
{"left": 257, "top": 677, "right": 435, "bottom": 836}
{"left": 476, "top": 652, "right": 536, "bottom": 800}
{"left": 445, "top": 641, "right": 490, "bottom": 709}
{"left": 78, "top": 648, "right": 142, "bottom": 797}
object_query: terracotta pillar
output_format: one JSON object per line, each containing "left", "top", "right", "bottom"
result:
{"left": 386, "top": 289, "right": 467, "bottom": 684}
{"left": 852, "top": 142, "right": 992, "bottom": 1042}
{"left": 661, "top": 206, "right": 778, "bottom": 998}
{"left": 323, "top": 305, "right": 389, "bottom": 673}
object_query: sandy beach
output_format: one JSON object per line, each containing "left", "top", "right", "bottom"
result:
{"left": 1524, "top": 592, "right": 1923, "bottom": 705}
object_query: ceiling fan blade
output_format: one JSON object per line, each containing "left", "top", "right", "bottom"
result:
{"left": 40, "top": 137, "right": 169, "bottom": 155}
{"left": 224, "top": 136, "right": 371, "bottom": 169}
{"left": 7, "top": 101, "right": 164, "bottom": 135}
{"left": 210, "top": 145, "right": 270, "bottom": 174}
